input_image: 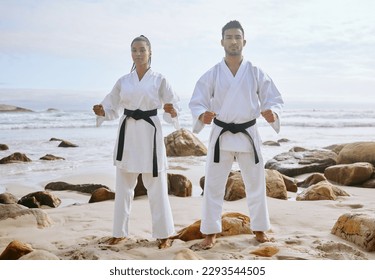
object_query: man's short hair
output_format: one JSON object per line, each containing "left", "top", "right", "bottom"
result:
{"left": 222, "top": 20, "right": 244, "bottom": 39}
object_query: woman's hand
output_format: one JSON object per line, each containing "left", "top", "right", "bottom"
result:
{"left": 163, "top": 103, "right": 177, "bottom": 118}
{"left": 93, "top": 104, "right": 105, "bottom": 116}
{"left": 199, "top": 111, "right": 216, "bottom": 124}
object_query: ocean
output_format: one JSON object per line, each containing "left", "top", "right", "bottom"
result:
{"left": 1, "top": 95, "right": 375, "bottom": 195}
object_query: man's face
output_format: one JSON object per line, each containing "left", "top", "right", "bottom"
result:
{"left": 221, "top": 28, "right": 246, "bottom": 57}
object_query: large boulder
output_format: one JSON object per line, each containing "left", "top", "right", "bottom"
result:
{"left": 331, "top": 213, "right": 375, "bottom": 252}
{"left": 0, "top": 152, "right": 32, "bottom": 164}
{"left": 324, "top": 162, "right": 374, "bottom": 186}
{"left": 265, "top": 169, "right": 288, "bottom": 200}
{"left": 40, "top": 154, "right": 65, "bottom": 161}
{"left": 297, "top": 173, "right": 327, "bottom": 188}
{"left": 296, "top": 181, "right": 350, "bottom": 201}
{"left": 168, "top": 173, "right": 192, "bottom": 197}
{"left": 0, "top": 144, "right": 9, "bottom": 150}
{"left": 337, "top": 142, "right": 375, "bottom": 165}
{"left": 171, "top": 212, "right": 252, "bottom": 241}
{"left": 164, "top": 128, "right": 207, "bottom": 156}
{"left": 200, "top": 170, "right": 290, "bottom": 201}
{"left": 265, "top": 147, "right": 337, "bottom": 177}
{"left": 0, "top": 192, "right": 18, "bottom": 204}
{"left": 18, "top": 191, "right": 61, "bottom": 208}
{"left": 0, "top": 204, "right": 51, "bottom": 228}
{"left": 88, "top": 187, "right": 115, "bottom": 203}
{"left": 45, "top": 182, "right": 110, "bottom": 194}
{"left": 134, "top": 173, "right": 193, "bottom": 197}
{"left": 58, "top": 140, "right": 78, "bottom": 147}
{"left": 0, "top": 240, "right": 33, "bottom": 260}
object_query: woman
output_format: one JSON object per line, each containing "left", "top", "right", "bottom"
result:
{"left": 93, "top": 35, "right": 179, "bottom": 249}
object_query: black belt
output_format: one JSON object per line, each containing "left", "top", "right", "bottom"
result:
{"left": 213, "top": 118, "right": 259, "bottom": 164}
{"left": 116, "top": 108, "right": 158, "bottom": 177}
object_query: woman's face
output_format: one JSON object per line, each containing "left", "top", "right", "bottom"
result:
{"left": 131, "top": 40, "right": 151, "bottom": 68}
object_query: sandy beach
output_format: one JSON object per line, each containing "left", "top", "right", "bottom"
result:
{"left": 1, "top": 152, "right": 374, "bottom": 261}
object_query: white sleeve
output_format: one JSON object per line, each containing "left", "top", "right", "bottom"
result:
{"left": 159, "top": 77, "right": 180, "bottom": 130}
{"left": 254, "top": 67, "right": 284, "bottom": 133}
{"left": 188, "top": 72, "right": 214, "bottom": 133}
{"left": 96, "top": 79, "right": 122, "bottom": 127}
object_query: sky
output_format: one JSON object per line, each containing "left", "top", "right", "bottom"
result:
{"left": 0, "top": 0, "right": 375, "bottom": 110}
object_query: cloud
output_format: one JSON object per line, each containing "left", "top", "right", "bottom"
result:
{"left": 0, "top": 0, "right": 374, "bottom": 103}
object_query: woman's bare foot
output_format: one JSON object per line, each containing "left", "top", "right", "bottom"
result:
{"left": 158, "top": 238, "right": 173, "bottom": 249}
{"left": 254, "top": 231, "right": 270, "bottom": 243}
{"left": 107, "top": 237, "right": 126, "bottom": 245}
{"left": 190, "top": 234, "right": 216, "bottom": 250}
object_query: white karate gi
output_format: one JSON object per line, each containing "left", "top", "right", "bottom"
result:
{"left": 189, "top": 59, "right": 283, "bottom": 234}
{"left": 97, "top": 69, "right": 179, "bottom": 239}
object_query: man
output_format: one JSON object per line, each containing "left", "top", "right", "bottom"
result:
{"left": 189, "top": 20, "right": 283, "bottom": 249}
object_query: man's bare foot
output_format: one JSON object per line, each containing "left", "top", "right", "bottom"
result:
{"left": 158, "top": 238, "right": 173, "bottom": 249}
{"left": 107, "top": 237, "right": 126, "bottom": 245}
{"left": 254, "top": 231, "right": 270, "bottom": 243}
{"left": 190, "top": 234, "right": 216, "bottom": 250}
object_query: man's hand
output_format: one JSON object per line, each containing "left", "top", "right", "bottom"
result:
{"left": 199, "top": 111, "right": 216, "bottom": 124}
{"left": 261, "top": 110, "right": 277, "bottom": 123}
{"left": 163, "top": 103, "right": 177, "bottom": 118}
{"left": 93, "top": 104, "right": 105, "bottom": 116}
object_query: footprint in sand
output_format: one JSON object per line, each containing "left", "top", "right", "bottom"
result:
{"left": 316, "top": 241, "right": 367, "bottom": 260}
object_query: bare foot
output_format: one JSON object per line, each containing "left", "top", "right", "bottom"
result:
{"left": 158, "top": 238, "right": 173, "bottom": 249}
{"left": 190, "top": 234, "right": 216, "bottom": 250}
{"left": 107, "top": 237, "right": 126, "bottom": 245}
{"left": 254, "top": 231, "right": 270, "bottom": 243}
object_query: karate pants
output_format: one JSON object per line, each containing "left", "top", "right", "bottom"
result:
{"left": 200, "top": 150, "right": 270, "bottom": 234}
{"left": 112, "top": 168, "right": 175, "bottom": 239}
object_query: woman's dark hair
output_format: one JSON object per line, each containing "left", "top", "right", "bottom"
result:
{"left": 130, "top": 35, "right": 152, "bottom": 72}
{"left": 221, "top": 20, "right": 244, "bottom": 39}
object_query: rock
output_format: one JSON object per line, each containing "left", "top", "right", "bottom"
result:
{"left": 0, "top": 240, "right": 33, "bottom": 260}
{"left": 224, "top": 172, "right": 246, "bottom": 201}
{"left": 134, "top": 173, "right": 193, "bottom": 197}
{"left": 171, "top": 212, "right": 252, "bottom": 241}
{"left": 337, "top": 142, "right": 375, "bottom": 165}
{"left": 265, "top": 148, "right": 337, "bottom": 177}
{"left": 58, "top": 140, "right": 78, "bottom": 147}
{"left": 201, "top": 170, "right": 290, "bottom": 201}
{"left": 250, "top": 246, "right": 280, "bottom": 257}
{"left": 0, "top": 144, "right": 9, "bottom": 150}
{"left": 168, "top": 173, "right": 192, "bottom": 197}
{"left": 362, "top": 178, "right": 375, "bottom": 188}
{"left": 18, "top": 191, "right": 61, "bottom": 208}
{"left": 19, "top": 250, "right": 60, "bottom": 260}
{"left": 263, "top": 140, "right": 280, "bottom": 146}
{"left": 0, "top": 104, "right": 33, "bottom": 112}
{"left": 0, "top": 204, "right": 52, "bottom": 227}
{"left": 0, "top": 152, "right": 32, "bottom": 164}
{"left": 40, "top": 154, "right": 65, "bottom": 160}
{"left": 297, "top": 173, "right": 327, "bottom": 188}
{"left": 296, "top": 181, "right": 350, "bottom": 201}
{"left": 331, "top": 213, "right": 375, "bottom": 252}
{"left": 265, "top": 169, "right": 288, "bottom": 200}
{"left": 88, "top": 187, "right": 115, "bottom": 203}
{"left": 277, "top": 138, "right": 290, "bottom": 143}
{"left": 134, "top": 174, "right": 147, "bottom": 197}
{"left": 45, "top": 182, "right": 110, "bottom": 194}
{"left": 0, "top": 192, "right": 18, "bottom": 204}
{"left": 324, "top": 162, "right": 374, "bottom": 186}
{"left": 164, "top": 128, "right": 207, "bottom": 156}
{"left": 323, "top": 143, "right": 348, "bottom": 154}
{"left": 281, "top": 174, "right": 298, "bottom": 192}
